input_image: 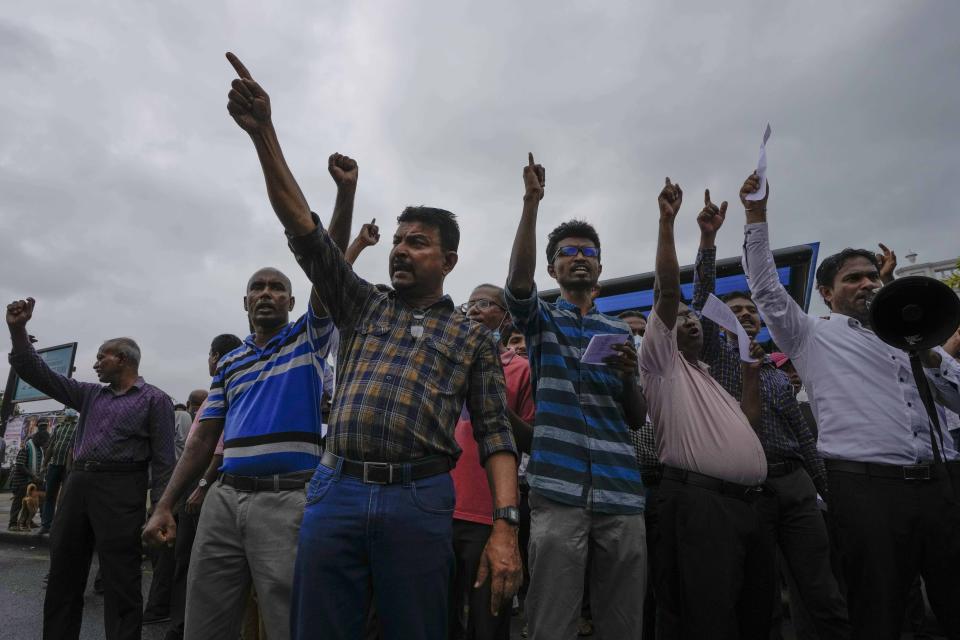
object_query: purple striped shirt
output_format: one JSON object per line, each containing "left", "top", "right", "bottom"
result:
{"left": 8, "top": 344, "right": 176, "bottom": 502}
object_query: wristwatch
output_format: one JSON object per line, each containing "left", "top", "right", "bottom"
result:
{"left": 198, "top": 478, "right": 209, "bottom": 489}
{"left": 493, "top": 506, "right": 520, "bottom": 527}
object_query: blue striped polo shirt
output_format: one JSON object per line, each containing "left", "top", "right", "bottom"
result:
{"left": 201, "top": 308, "right": 334, "bottom": 476}
{"left": 506, "top": 283, "right": 645, "bottom": 514}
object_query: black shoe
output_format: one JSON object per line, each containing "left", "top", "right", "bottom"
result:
{"left": 142, "top": 612, "right": 171, "bottom": 625}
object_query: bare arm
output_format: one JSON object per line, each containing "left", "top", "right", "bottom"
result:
{"left": 506, "top": 153, "right": 546, "bottom": 299}
{"left": 142, "top": 419, "right": 225, "bottom": 547}
{"left": 326, "top": 153, "right": 358, "bottom": 253}
{"left": 183, "top": 452, "right": 223, "bottom": 515}
{"left": 652, "top": 178, "right": 684, "bottom": 329}
{"left": 740, "top": 344, "right": 763, "bottom": 429}
{"left": 476, "top": 450, "right": 522, "bottom": 615}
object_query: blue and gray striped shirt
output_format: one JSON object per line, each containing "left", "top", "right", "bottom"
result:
{"left": 202, "top": 307, "right": 334, "bottom": 476}
{"left": 506, "top": 284, "right": 645, "bottom": 514}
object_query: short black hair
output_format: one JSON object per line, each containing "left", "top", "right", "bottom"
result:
{"left": 174, "top": 403, "right": 187, "bottom": 411}
{"left": 210, "top": 334, "right": 243, "bottom": 358}
{"left": 720, "top": 290, "right": 754, "bottom": 303}
{"left": 815, "top": 249, "right": 879, "bottom": 289}
{"left": 546, "top": 220, "right": 601, "bottom": 264}
{"left": 618, "top": 310, "right": 646, "bottom": 320}
{"left": 397, "top": 206, "right": 460, "bottom": 252}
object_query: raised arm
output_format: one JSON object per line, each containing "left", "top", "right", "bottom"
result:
{"left": 344, "top": 219, "right": 380, "bottom": 266}
{"left": 740, "top": 173, "right": 815, "bottom": 357}
{"left": 692, "top": 190, "right": 728, "bottom": 363}
{"left": 876, "top": 243, "right": 897, "bottom": 285}
{"left": 326, "top": 153, "right": 358, "bottom": 253}
{"left": 652, "top": 178, "right": 684, "bottom": 329}
{"left": 506, "top": 153, "right": 546, "bottom": 299}
{"left": 6, "top": 298, "right": 90, "bottom": 409}
{"left": 226, "top": 53, "right": 314, "bottom": 236}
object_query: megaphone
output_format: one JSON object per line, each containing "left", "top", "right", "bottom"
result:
{"left": 869, "top": 276, "right": 960, "bottom": 351}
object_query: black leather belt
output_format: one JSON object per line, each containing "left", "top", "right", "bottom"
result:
{"left": 219, "top": 471, "right": 313, "bottom": 492}
{"left": 662, "top": 466, "right": 764, "bottom": 502}
{"left": 321, "top": 450, "right": 452, "bottom": 485}
{"left": 765, "top": 458, "right": 803, "bottom": 478}
{"left": 825, "top": 459, "right": 953, "bottom": 482}
{"left": 75, "top": 460, "right": 148, "bottom": 473}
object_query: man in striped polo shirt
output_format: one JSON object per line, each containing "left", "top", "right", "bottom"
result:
{"left": 144, "top": 266, "right": 336, "bottom": 639}
{"left": 506, "top": 154, "right": 649, "bottom": 639}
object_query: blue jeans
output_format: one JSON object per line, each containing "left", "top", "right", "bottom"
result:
{"left": 41, "top": 464, "right": 66, "bottom": 529}
{"left": 291, "top": 459, "right": 455, "bottom": 640}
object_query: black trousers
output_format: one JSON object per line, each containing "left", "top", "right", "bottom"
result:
{"left": 655, "top": 479, "right": 774, "bottom": 640}
{"left": 144, "top": 517, "right": 177, "bottom": 617}
{"left": 167, "top": 507, "right": 200, "bottom": 637}
{"left": 828, "top": 463, "right": 960, "bottom": 640}
{"left": 43, "top": 469, "right": 147, "bottom": 640}
{"left": 757, "top": 467, "right": 850, "bottom": 639}
{"left": 449, "top": 519, "right": 510, "bottom": 640}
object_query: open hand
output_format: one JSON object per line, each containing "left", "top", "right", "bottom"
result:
{"left": 328, "top": 153, "right": 358, "bottom": 189}
{"left": 697, "top": 189, "right": 727, "bottom": 237}
{"left": 658, "top": 177, "right": 683, "bottom": 221}
{"left": 354, "top": 219, "right": 380, "bottom": 248}
{"left": 183, "top": 485, "right": 208, "bottom": 516}
{"left": 474, "top": 523, "right": 522, "bottom": 615}
{"left": 225, "top": 52, "right": 272, "bottom": 134}
{"left": 877, "top": 243, "right": 897, "bottom": 284}
{"left": 6, "top": 298, "right": 35, "bottom": 329}
{"left": 523, "top": 152, "right": 546, "bottom": 202}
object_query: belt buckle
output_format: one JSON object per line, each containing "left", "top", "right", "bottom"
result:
{"left": 363, "top": 462, "right": 393, "bottom": 485}
{"left": 903, "top": 464, "right": 931, "bottom": 481}
{"left": 744, "top": 486, "right": 763, "bottom": 498}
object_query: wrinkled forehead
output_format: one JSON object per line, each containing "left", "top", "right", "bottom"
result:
{"left": 247, "top": 268, "right": 291, "bottom": 292}
{"left": 394, "top": 221, "right": 441, "bottom": 243}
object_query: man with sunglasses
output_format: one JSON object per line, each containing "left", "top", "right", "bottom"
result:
{"left": 506, "top": 154, "right": 648, "bottom": 639}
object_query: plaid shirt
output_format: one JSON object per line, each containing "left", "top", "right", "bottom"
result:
{"left": 693, "top": 247, "right": 827, "bottom": 495}
{"left": 46, "top": 420, "right": 78, "bottom": 467}
{"left": 287, "top": 213, "right": 516, "bottom": 464}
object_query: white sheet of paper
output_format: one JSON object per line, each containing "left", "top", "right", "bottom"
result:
{"left": 744, "top": 123, "right": 772, "bottom": 202}
{"left": 581, "top": 334, "right": 629, "bottom": 365}
{"left": 700, "top": 294, "right": 758, "bottom": 362}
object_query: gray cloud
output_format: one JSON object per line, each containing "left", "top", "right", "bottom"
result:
{"left": 1, "top": 1, "right": 958, "bottom": 407}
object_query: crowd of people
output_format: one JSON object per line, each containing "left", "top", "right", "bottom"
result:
{"left": 5, "top": 52, "right": 960, "bottom": 640}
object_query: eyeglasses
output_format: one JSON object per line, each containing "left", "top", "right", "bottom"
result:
{"left": 458, "top": 299, "right": 505, "bottom": 314}
{"left": 551, "top": 246, "right": 599, "bottom": 262}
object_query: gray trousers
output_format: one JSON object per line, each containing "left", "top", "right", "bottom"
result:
{"left": 184, "top": 480, "right": 306, "bottom": 640}
{"left": 525, "top": 490, "right": 647, "bottom": 640}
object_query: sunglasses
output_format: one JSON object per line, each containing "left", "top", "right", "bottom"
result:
{"left": 552, "top": 246, "right": 599, "bottom": 262}
{"left": 458, "top": 299, "right": 505, "bottom": 314}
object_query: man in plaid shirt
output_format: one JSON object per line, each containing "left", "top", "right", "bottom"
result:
{"left": 691, "top": 190, "right": 848, "bottom": 638}
{"left": 39, "top": 412, "right": 78, "bottom": 534}
{"left": 222, "top": 53, "right": 521, "bottom": 640}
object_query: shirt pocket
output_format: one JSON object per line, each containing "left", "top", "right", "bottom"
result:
{"left": 353, "top": 322, "right": 393, "bottom": 362}
{"left": 422, "top": 336, "right": 468, "bottom": 396}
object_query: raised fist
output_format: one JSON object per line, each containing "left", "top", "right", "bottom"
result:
{"left": 523, "top": 152, "right": 546, "bottom": 202}
{"left": 225, "top": 52, "right": 272, "bottom": 134}
{"left": 6, "top": 298, "right": 35, "bottom": 329}
{"left": 658, "top": 177, "right": 683, "bottom": 221}
{"left": 328, "top": 153, "right": 358, "bottom": 189}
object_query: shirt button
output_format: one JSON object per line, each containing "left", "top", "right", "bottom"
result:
{"left": 907, "top": 402, "right": 912, "bottom": 407}
{"left": 899, "top": 378, "right": 904, "bottom": 382}
{"left": 385, "top": 375, "right": 393, "bottom": 382}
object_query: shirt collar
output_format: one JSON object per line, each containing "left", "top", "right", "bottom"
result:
{"left": 388, "top": 289, "right": 456, "bottom": 312}
{"left": 556, "top": 297, "right": 598, "bottom": 315}
{"left": 244, "top": 322, "right": 295, "bottom": 352}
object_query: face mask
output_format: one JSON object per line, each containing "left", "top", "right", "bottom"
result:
{"left": 492, "top": 330, "right": 502, "bottom": 343}
{"left": 633, "top": 335, "right": 643, "bottom": 349}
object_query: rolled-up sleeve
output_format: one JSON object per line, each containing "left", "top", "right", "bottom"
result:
{"left": 505, "top": 281, "right": 542, "bottom": 336}
{"left": 467, "top": 337, "right": 518, "bottom": 465}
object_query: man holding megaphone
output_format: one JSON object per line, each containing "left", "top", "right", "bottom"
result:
{"left": 739, "top": 172, "right": 960, "bottom": 640}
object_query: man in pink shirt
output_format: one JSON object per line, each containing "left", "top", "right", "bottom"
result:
{"left": 639, "top": 179, "right": 772, "bottom": 640}
{"left": 450, "top": 284, "right": 534, "bottom": 639}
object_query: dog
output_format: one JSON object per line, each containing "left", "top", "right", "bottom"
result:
{"left": 17, "top": 483, "right": 45, "bottom": 531}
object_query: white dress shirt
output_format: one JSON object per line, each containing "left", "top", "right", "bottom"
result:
{"left": 743, "top": 222, "right": 960, "bottom": 465}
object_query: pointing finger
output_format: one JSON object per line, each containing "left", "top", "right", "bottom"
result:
{"left": 665, "top": 177, "right": 672, "bottom": 187}
{"left": 226, "top": 52, "right": 254, "bottom": 80}
{"left": 528, "top": 152, "right": 535, "bottom": 167}
{"left": 878, "top": 242, "right": 890, "bottom": 254}
{"left": 371, "top": 218, "right": 376, "bottom": 225}
{"left": 704, "top": 189, "right": 711, "bottom": 207}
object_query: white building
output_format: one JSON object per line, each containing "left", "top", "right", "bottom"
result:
{"left": 896, "top": 252, "right": 959, "bottom": 291}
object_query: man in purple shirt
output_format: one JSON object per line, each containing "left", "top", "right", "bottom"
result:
{"left": 6, "top": 297, "right": 176, "bottom": 640}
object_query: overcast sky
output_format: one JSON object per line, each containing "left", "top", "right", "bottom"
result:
{"left": 2, "top": 1, "right": 958, "bottom": 409}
